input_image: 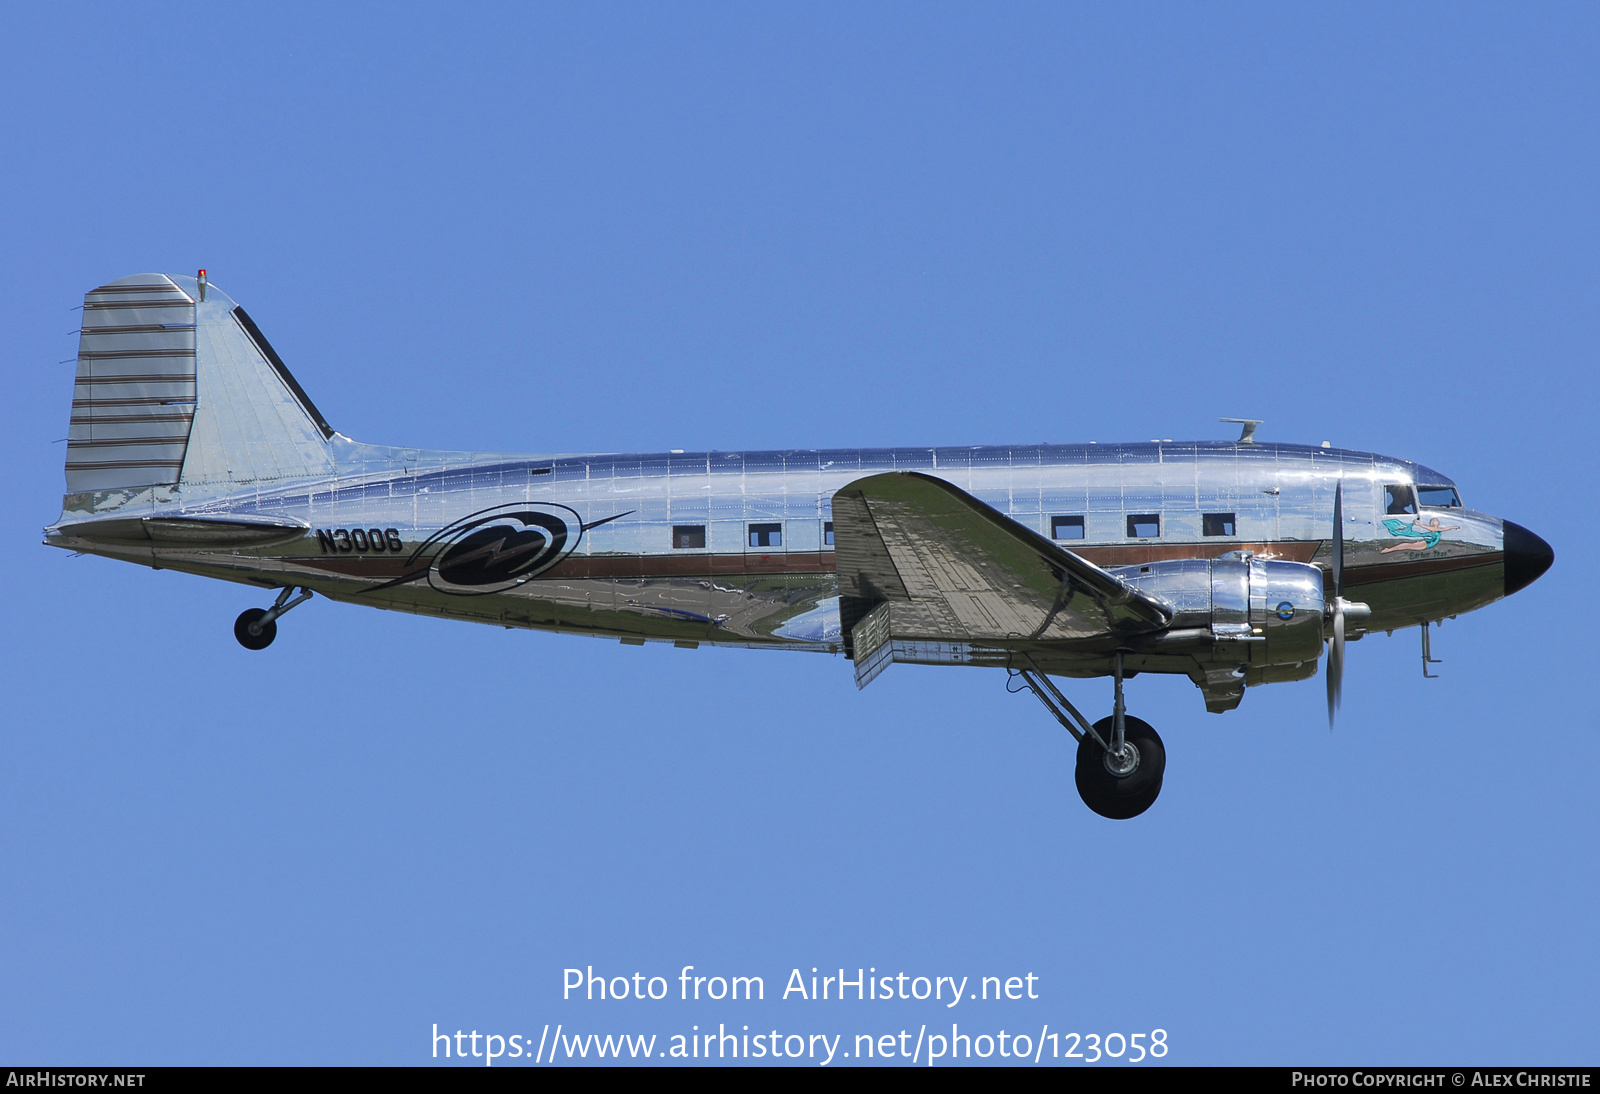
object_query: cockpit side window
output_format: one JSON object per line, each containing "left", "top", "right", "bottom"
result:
{"left": 1417, "top": 486, "right": 1462, "bottom": 508}
{"left": 1384, "top": 484, "right": 1417, "bottom": 515}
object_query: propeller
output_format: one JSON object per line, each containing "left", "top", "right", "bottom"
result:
{"left": 1325, "top": 481, "right": 1371, "bottom": 729}
{"left": 1327, "top": 482, "right": 1345, "bottom": 728}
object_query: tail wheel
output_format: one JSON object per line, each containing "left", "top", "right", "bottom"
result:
{"left": 234, "top": 608, "right": 277, "bottom": 651}
{"left": 1075, "top": 716, "right": 1165, "bottom": 819}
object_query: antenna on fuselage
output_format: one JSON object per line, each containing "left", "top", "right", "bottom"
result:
{"left": 1220, "top": 417, "right": 1263, "bottom": 444}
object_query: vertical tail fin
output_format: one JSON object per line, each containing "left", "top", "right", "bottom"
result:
{"left": 63, "top": 272, "right": 337, "bottom": 506}
{"left": 182, "top": 275, "right": 335, "bottom": 489}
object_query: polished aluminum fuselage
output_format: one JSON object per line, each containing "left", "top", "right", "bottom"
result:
{"left": 47, "top": 436, "right": 1507, "bottom": 682}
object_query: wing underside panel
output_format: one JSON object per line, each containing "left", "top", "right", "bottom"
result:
{"left": 832, "top": 472, "right": 1173, "bottom": 685}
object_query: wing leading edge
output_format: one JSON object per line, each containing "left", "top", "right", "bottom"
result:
{"left": 832, "top": 472, "right": 1173, "bottom": 686}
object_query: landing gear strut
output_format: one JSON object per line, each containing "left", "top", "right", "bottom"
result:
{"left": 234, "top": 587, "right": 313, "bottom": 650}
{"left": 1009, "top": 651, "right": 1166, "bottom": 819}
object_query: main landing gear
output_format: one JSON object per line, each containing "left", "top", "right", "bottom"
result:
{"left": 234, "top": 587, "right": 313, "bottom": 650}
{"left": 1009, "top": 652, "right": 1166, "bottom": 820}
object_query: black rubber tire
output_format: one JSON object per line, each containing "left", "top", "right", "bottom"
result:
{"left": 234, "top": 608, "right": 277, "bottom": 651}
{"left": 1075, "top": 715, "right": 1165, "bottom": 820}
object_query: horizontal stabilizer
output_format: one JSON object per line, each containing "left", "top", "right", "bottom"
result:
{"left": 56, "top": 514, "right": 309, "bottom": 548}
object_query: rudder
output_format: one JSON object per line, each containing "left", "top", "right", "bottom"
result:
{"left": 66, "top": 273, "right": 198, "bottom": 493}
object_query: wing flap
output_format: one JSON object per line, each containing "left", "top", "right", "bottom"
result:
{"left": 851, "top": 602, "right": 894, "bottom": 689}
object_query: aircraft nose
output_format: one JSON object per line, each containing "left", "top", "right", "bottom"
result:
{"left": 1503, "top": 520, "right": 1554, "bottom": 596}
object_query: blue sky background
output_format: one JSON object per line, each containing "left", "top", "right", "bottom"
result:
{"left": 2, "top": 4, "right": 1595, "bottom": 1066}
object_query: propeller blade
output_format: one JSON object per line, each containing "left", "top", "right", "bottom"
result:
{"left": 1326, "top": 599, "right": 1344, "bottom": 729}
{"left": 1331, "top": 480, "right": 1344, "bottom": 600}
{"left": 1325, "top": 481, "right": 1347, "bottom": 729}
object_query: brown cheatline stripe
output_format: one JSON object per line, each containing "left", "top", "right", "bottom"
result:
{"left": 1342, "top": 551, "right": 1502, "bottom": 587}
{"left": 302, "top": 546, "right": 1300, "bottom": 581}
{"left": 295, "top": 551, "right": 840, "bottom": 581}
{"left": 83, "top": 300, "right": 192, "bottom": 310}
{"left": 1076, "top": 541, "right": 1499, "bottom": 585}
{"left": 546, "top": 551, "right": 837, "bottom": 579}
{"left": 1073, "top": 542, "right": 1321, "bottom": 567}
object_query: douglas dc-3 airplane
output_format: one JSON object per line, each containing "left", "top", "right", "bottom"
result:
{"left": 45, "top": 273, "right": 1554, "bottom": 818}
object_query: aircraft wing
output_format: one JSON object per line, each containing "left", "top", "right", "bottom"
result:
{"left": 832, "top": 472, "right": 1172, "bottom": 685}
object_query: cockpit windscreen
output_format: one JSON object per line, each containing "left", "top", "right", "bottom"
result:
{"left": 1417, "top": 485, "right": 1462, "bottom": 508}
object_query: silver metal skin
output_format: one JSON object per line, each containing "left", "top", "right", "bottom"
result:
{"left": 45, "top": 274, "right": 1552, "bottom": 719}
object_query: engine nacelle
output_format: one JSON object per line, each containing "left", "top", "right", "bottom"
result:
{"left": 1116, "top": 554, "right": 1325, "bottom": 669}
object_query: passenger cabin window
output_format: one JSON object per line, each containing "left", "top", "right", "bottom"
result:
{"left": 1384, "top": 484, "right": 1417, "bottom": 515}
{"left": 1127, "top": 514, "right": 1160, "bottom": 539}
{"left": 748, "top": 523, "right": 782, "bottom": 548}
{"left": 1418, "top": 486, "right": 1462, "bottom": 508}
{"left": 672, "top": 525, "right": 706, "bottom": 549}
{"left": 1051, "top": 515, "right": 1085, "bottom": 540}
{"left": 823, "top": 521, "right": 834, "bottom": 546}
{"left": 1203, "top": 513, "right": 1236, "bottom": 537}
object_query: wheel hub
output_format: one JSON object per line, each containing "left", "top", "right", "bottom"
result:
{"left": 1103, "top": 741, "right": 1140, "bottom": 778}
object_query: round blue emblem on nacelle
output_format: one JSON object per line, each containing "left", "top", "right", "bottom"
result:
{"left": 1275, "top": 601, "right": 1296, "bottom": 621}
